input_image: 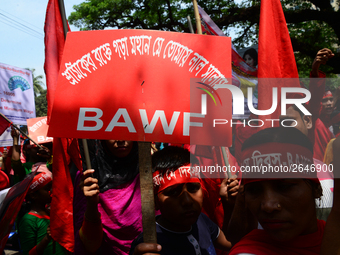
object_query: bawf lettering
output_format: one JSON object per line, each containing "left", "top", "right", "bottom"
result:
{"left": 77, "top": 108, "right": 204, "bottom": 136}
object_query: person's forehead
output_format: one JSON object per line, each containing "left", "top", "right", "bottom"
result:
{"left": 246, "top": 179, "right": 304, "bottom": 188}
{"left": 161, "top": 182, "right": 200, "bottom": 192}
{"left": 322, "top": 97, "right": 333, "bottom": 101}
{"left": 279, "top": 106, "right": 301, "bottom": 119}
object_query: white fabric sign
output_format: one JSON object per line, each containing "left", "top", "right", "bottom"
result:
{"left": 0, "top": 62, "right": 36, "bottom": 125}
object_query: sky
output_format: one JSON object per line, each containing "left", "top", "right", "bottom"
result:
{"left": 0, "top": 0, "right": 83, "bottom": 89}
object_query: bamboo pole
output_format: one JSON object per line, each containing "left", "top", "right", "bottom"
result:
{"left": 187, "top": 16, "right": 194, "bottom": 34}
{"left": 192, "top": 0, "right": 202, "bottom": 35}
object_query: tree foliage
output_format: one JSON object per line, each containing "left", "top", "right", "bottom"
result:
{"left": 26, "top": 68, "right": 45, "bottom": 97}
{"left": 35, "top": 90, "right": 47, "bottom": 117}
{"left": 68, "top": 0, "right": 340, "bottom": 76}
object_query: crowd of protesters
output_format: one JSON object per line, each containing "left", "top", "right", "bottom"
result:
{"left": 0, "top": 47, "right": 340, "bottom": 255}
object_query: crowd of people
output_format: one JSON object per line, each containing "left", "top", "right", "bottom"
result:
{"left": 0, "top": 47, "right": 339, "bottom": 255}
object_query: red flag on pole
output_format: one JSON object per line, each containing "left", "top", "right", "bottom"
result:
{"left": 0, "top": 171, "right": 35, "bottom": 254}
{"left": 49, "top": 138, "right": 82, "bottom": 252}
{"left": 257, "top": 0, "right": 300, "bottom": 126}
{"left": 44, "top": 0, "right": 69, "bottom": 124}
{"left": 0, "top": 114, "right": 11, "bottom": 137}
{"left": 44, "top": 0, "right": 82, "bottom": 252}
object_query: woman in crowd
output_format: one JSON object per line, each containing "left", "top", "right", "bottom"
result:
{"left": 19, "top": 171, "right": 66, "bottom": 255}
{"left": 229, "top": 127, "right": 328, "bottom": 255}
{"left": 73, "top": 140, "right": 143, "bottom": 255}
{"left": 242, "top": 48, "right": 258, "bottom": 69}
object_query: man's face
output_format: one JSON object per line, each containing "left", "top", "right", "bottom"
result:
{"left": 279, "top": 106, "right": 311, "bottom": 136}
{"left": 321, "top": 96, "right": 334, "bottom": 115}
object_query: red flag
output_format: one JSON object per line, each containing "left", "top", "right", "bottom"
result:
{"left": 44, "top": 0, "right": 69, "bottom": 124}
{"left": 257, "top": 0, "right": 299, "bottom": 125}
{"left": 0, "top": 171, "right": 35, "bottom": 254}
{"left": 44, "top": 0, "right": 82, "bottom": 252}
{"left": 49, "top": 138, "right": 82, "bottom": 252}
{"left": 0, "top": 114, "right": 11, "bottom": 137}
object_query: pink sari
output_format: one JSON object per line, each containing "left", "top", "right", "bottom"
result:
{"left": 74, "top": 171, "right": 143, "bottom": 254}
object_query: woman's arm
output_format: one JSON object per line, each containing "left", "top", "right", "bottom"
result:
{"left": 78, "top": 169, "right": 103, "bottom": 252}
{"left": 10, "top": 127, "right": 25, "bottom": 179}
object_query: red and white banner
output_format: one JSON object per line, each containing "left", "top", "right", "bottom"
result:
{"left": 27, "top": 116, "right": 53, "bottom": 144}
{"left": 48, "top": 30, "right": 232, "bottom": 146}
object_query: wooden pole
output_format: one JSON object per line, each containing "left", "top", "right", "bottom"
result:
{"left": 192, "top": 0, "right": 202, "bottom": 35}
{"left": 138, "top": 142, "right": 157, "bottom": 243}
{"left": 82, "top": 139, "right": 92, "bottom": 169}
{"left": 187, "top": 16, "right": 194, "bottom": 34}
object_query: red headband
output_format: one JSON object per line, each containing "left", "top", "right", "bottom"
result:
{"left": 241, "top": 143, "right": 319, "bottom": 185}
{"left": 323, "top": 91, "right": 333, "bottom": 99}
{"left": 153, "top": 164, "right": 200, "bottom": 194}
{"left": 29, "top": 171, "right": 52, "bottom": 193}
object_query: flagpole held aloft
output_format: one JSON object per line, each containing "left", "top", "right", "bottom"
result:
{"left": 58, "top": 0, "right": 68, "bottom": 37}
{"left": 192, "top": 0, "right": 202, "bottom": 34}
{"left": 0, "top": 112, "right": 43, "bottom": 150}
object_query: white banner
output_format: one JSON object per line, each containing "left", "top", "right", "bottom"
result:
{"left": 0, "top": 62, "right": 36, "bottom": 125}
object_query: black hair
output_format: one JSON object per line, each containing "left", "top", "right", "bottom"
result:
{"left": 292, "top": 104, "right": 306, "bottom": 118}
{"left": 152, "top": 146, "right": 198, "bottom": 174}
{"left": 243, "top": 48, "right": 258, "bottom": 67}
{"left": 242, "top": 127, "right": 313, "bottom": 152}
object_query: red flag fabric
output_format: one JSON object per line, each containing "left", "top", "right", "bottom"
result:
{"left": 49, "top": 138, "right": 82, "bottom": 252}
{"left": 44, "top": 0, "right": 82, "bottom": 252}
{"left": 44, "top": 0, "right": 69, "bottom": 124}
{"left": 0, "top": 114, "right": 11, "bottom": 137}
{"left": 258, "top": 0, "right": 299, "bottom": 79}
{"left": 0, "top": 171, "right": 35, "bottom": 254}
{"left": 257, "top": 0, "right": 299, "bottom": 126}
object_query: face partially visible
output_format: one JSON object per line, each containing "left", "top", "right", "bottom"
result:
{"left": 37, "top": 181, "right": 52, "bottom": 204}
{"left": 244, "top": 54, "right": 255, "bottom": 68}
{"left": 321, "top": 97, "right": 334, "bottom": 115}
{"left": 24, "top": 146, "right": 39, "bottom": 161}
{"left": 244, "top": 179, "right": 318, "bottom": 241}
{"left": 105, "top": 140, "right": 133, "bottom": 157}
{"left": 156, "top": 182, "right": 203, "bottom": 232}
{"left": 279, "top": 106, "right": 311, "bottom": 136}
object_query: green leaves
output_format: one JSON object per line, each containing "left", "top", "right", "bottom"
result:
{"left": 68, "top": 0, "right": 340, "bottom": 76}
